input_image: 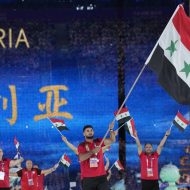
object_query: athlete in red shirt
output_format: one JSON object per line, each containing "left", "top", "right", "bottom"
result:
{"left": 134, "top": 129, "right": 171, "bottom": 190}
{"left": 33, "top": 164, "right": 57, "bottom": 190}
{"left": 11, "top": 160, "right": 58, "bottom": 190}
{"left": 78, "top": 123, "right": 115, "bottom": 190}
{"left": 0, "top": 148, "right": 24, "bottom": 190}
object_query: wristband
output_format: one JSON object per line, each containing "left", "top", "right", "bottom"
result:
{"left": 110, "top": 129, "right": 113, "bottom": 132}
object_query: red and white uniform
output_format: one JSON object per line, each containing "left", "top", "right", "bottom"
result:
{"left": 0, "top": 158, "right": 10, "bottom": 188}
{"left": 78, "top": 138, "right": 106, "bottom": 178}
{"left": 17, "top": 168, "right": 41, "bottom": 190}
{"left": 139, "top": 152, "right": 159, "bottom": 180}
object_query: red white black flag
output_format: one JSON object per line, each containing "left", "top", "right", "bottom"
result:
{"left": 173, "top": 111, "right": 189, "bottom": 131}
{"left": 147, "top": 5, "right": 190, "bottom": 104}
{"left": 50, "top": 118, "right": 69, "bottom": 131}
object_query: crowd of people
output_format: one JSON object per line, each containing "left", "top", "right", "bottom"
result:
{"left": 0, "top": 6, "right": 189, "bottom": 190}
{"left": 0, "top": 121, "right": 172, "bottom": 190}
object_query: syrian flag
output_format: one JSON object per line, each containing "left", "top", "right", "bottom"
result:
{"left": 14, "top": 137, "right": 20, "bottom": 150}
{"left": 50, "top": 118, "right": 69, "bottom": 131}
{"left": 114, "top": 160, "right": 124, "bottom": 171}
{"left": 14, "top": 152, "right": 21, "bottom": 160}
{"left": 126, "top": 118, "right": 136, "bottom": 139}
{"left": 173, "top": 111, "right": 189, "bottom": 131}
{"left": 60, "top": 154, "right": 71, "bottom": 167}
{"left": 114, "top": 107, "right": 131, "bottom": 125}
{"left": 146, "top": 5, "right": 190, "bottom": 105}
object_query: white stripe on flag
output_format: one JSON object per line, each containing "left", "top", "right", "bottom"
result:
{"left": 54, "top": 122, "right": 66, "bottom": 127}
{"left": 114, "top": 160, "right": 124, "bottom": 171}
{"left": 116, "top": 112, "right": 130, "bottom": 121}
{"left": 174, "top": 115, "right": 188, "bottom": 130}
{"left": 159, "top": 14, "right": 190, "bottom": 88}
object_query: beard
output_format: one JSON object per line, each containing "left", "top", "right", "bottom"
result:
{"left": 86, "top": 135, "right": 94, "bottom": 139}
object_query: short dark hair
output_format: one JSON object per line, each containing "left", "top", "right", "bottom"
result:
{"left": 83, "top": 125, "right": 93, "bottom": 132}
{"left": 144, "top": 143, "right": 153, "bottom": 147}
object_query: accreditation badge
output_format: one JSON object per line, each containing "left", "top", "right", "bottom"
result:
{"left": 28, "top": 178, "right": 34, "bottom": 186}
{"left": 0, "top": 171, "right": 5, "bottom": 180}
{"left": 147, "top": 168, "right": 153, "bottom": 177}
{"left": 90, "top": 158, "right": 99, "bottom": 168}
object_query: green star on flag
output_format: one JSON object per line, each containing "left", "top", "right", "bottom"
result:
{"left": 147, "top": 5, "right": 190, "bottom": 104}
{"left": 180, "top": 61, "right": 190, "bottom": 78}
{"left": 166, "top": 40, "right": 178, "bottom": 57}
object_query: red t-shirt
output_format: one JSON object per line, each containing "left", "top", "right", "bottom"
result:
{"left": 139, "top": 152, "right": 159, "bottom": 180}
{"left": 17, "top": 168, "right": 41, "bottom": 190}
{"left": 36, "top": 174, "right": 44, "bottom": 190}
{"left": 78, "top": 138, "right": 106, "bottom": 178}
{"left": 0, "top": 158, "right": 10, "bottom": 188}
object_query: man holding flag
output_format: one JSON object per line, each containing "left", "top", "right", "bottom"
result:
{"left": 134, "top": 129, "right": 171, "bottom": 190}
{"left": 11, "top": 159, "right": 58, "bottom": 190}
{"left": 78, "top": 123, "right": 115, "bottom": 190}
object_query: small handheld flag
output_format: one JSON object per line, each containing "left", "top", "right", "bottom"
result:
{"left": 48, "top": 118, "right": 69, "bottom": 136}
{"left": 13, "top": 137, "right": 22, "bottom": 167}
{"left": 173, "top": 111, "right": 189, "bottom": 131}
{"left": 109, "top": 160, "right": 125, "bottom": 171}
{"left": 114, "top": 160, "right": 124, "bottom": 171}
{"left": 14, "top": 137, "right": 20, "bottom": 151}
{"left": 126, "top": 118, "right": 136, "bottom": 139}
{"left": 114, "top": 107, "right": 131, "bottom": 125}
{"left": 59, "top": 154, "right": 71, "bottom": 168}
{"left": 14, "top": 152, "right": 21, "bottom": 160}
{"left": 49, "top": 118, "right": 69, "bottom": 131}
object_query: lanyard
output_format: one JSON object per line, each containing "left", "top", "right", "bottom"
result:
{"left": 26, "top": 170, "right": 34, "bottom": 180}
{"left": 146, "top": 156, "right": 153, "bottom": 168}
{"left": 0, "top": 161, "right": 4, "bottom": 172}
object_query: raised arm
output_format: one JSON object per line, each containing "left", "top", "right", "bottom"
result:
{"left": 62, "top": 135, "right": 78, "bottom": 155}
{"left": 134, "top": 131, "right": 142, "bottom": 155}
{"left": 157, "top": 129, "right": 171, "bottom": 155}
{"left": 10, "top": 157, "right": 24, "bottom": 167}
{"left": 104, "top": 122, "right": 116, "bottom": 146}
{"left": 41, "top": 164, "right": 58, "bottom": 176}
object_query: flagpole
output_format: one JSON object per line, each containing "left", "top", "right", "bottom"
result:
{"left": 108, "top": 162, "right": 115, "bottom": 171}
{"left": 47, "top": 117, "right": 63, "bottom": 136}
{"left": 57, "top": 153, "right": 64, "bottom": 165}
{"left": 115, "top": 121, "right": 128, "bottom": 132}
{"left": 99, "top": 63, "right": 146, "bottom": 147}
{"left": 99, "top": 4, "right": 182, "bottom": 148}
{"left": 169, "top": 123, "right": 173, "bottom": 130}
